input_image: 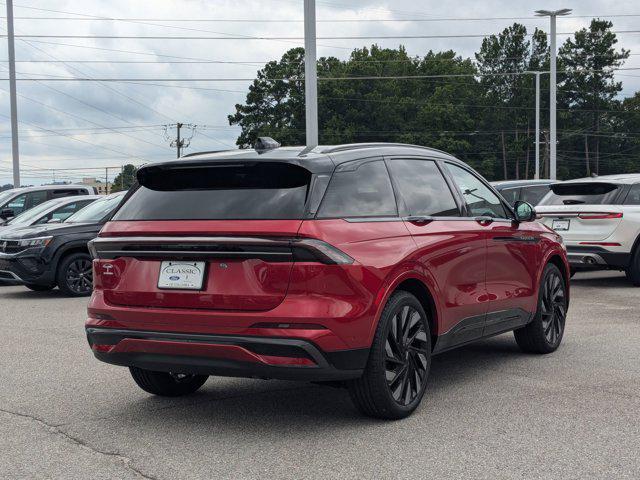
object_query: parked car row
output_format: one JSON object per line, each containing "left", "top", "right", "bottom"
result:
{"left": 0, "top": 184, "right": 96, "bottom": 222}
{"left": 492, "top": 174, "right": 640, "bottom": 284}
{"left": 0, "top": 192, "right": 125, "bottom": 295}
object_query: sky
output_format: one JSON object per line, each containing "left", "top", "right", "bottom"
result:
{"left": 1, "top": 0, "right": 639, "bottom": 186}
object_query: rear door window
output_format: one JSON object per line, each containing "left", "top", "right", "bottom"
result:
{"left": 317, "top": 160, "right": 397, "bottom": 218}
{"left": 114, "top": 162, "right": 312, "bottom": 220}
{"left": 539, "top": 182, "right": 620, "bottom": 206}
{"left": 446, "top": 163, "right": 508, "bottom": 219}
{"left": 387, "top": 159, "right": 459, "bottom": 216}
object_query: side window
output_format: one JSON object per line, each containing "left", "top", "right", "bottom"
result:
{"left": 499, "top": 187, "right": 519, "bottom": 205}
{"left": 50, "top": 202, "right": 84, "bottom": 222}
{"left": 625, "top": 184, "right": 640, "bottom": 205}
{"left": 446, "top": 163, "right": 508, "bottom": 219}
{"left": 25, "top": 190, "right": 48, "bottom": 209}
{"left": 7, "top": 193, "right": 28, "bottom": 214}
{"left": 318, "top": 160, "right": 397, "bottom": 218}
{"left": 522, "top": 185, "right": 552, "bottom": 205}
{"left": 388, "top": 159, "right": 459, "bottom": 216}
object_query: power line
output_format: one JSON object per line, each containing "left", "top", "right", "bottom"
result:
{"left": 5, "top": 30, "right": 640, "bottom": 40}
{"left": 2, "top": 14, "right": 640, "bottom": 22}
{"left": 4, "top": 66, "right": 640, "bottom": 82}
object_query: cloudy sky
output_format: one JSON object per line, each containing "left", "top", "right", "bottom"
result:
{"left": 1, "top": 0, "right": 639, "bottom": 185}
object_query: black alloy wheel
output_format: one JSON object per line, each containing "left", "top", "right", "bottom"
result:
{"left": 384, "top": 305, "right": 430, "bottom": 406}
{"left": 540, "top": 270, "right": 566, "bottom": 345}
{"left": 514, "top": 263, "right": 567, "bottom": 354}
{"left": 349, "top": 291, "right": 432, "bottom": 419}
{"left": 57, "top": 252, "right": 94, "bottom": 297}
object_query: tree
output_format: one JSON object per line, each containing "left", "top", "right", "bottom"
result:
{"left": 228, "top": 48, "right": 306, "bottom": 148}
{"left": 558, "top": 19, "right": 629, "bottom": 176}
{"left": 475, "top": 24, "right": 549, "bottom": 180}
{"left": 111, "top": 164, "right": 137, "bottom": 192}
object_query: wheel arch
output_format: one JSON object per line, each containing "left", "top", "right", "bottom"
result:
{"left": 370, "top": 272, "right": 442, "bottom": 351}
{"left": 545, "top": 252, "right": 570, "bottom": 306}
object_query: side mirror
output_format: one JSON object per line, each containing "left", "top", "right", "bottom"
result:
{"left": 47, "top": 218, "right": 62, "bottom": 224}
{"left": 514, "top": 201, "right": 536, "bottom": 223}
{"left": 0, "top": 208, "right": 15, "bottom": 220}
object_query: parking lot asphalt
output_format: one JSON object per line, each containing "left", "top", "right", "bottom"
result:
{"left": 1, "top": 271, "right": 639, "bottom": 480}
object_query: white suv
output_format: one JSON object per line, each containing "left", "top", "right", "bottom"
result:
{"left": 535, "top": 174, "right": 640, "bottom": 285}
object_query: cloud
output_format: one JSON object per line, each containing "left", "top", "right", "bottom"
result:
{"left": 1, "top": 0, "right": 638, "bottom": 184}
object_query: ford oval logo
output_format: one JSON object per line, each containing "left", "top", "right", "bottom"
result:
{"left": 169, "top": 276, "right": 180, "bottom": 281}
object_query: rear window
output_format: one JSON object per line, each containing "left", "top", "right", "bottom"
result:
{"left": 539, "top": 182, "right": 620, "bottom": 206}
{"left": 113, "top": 162, "right": 312, "bottom": 220}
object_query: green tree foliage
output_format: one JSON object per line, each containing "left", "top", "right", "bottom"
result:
{"left": 229, "top": 21, "right": 638, "bottom": 181}
{"left": 110, "top": 164, "right": 137, "bottom": 192}
{"left": 558, "top": 19, "right": 630, "bottom": 177}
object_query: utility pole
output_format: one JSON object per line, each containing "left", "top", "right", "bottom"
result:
{"left": 105, "top": 167, "right": 109, "bottom": 195}
{"left": 304, "top": 0, "right": 318, "bottom": 148}
{"left": 176, "top": 122, "right": 183, "bottom": 158}
{"left": 534, "top": 71, "right": 541, "bottom": 180}
{"left": 536, "top": 8, "right": 572, "bottom": 180}
{"left": 6, "top": 0, "right": 20, "bottom": 187}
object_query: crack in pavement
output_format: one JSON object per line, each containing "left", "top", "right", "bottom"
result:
{"left": 0, "top": 408, "right": 160, "bottom": 480}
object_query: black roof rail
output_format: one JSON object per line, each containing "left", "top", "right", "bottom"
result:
{"left": 320, "top": 142, "right": 451, "bottom": 156}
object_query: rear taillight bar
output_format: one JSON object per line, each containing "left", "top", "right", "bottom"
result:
{"left": 88, "top": 236, "right": 353, "bottom": 265}
{"left": 578, "top": 212, "right": 623, "bottom": 220}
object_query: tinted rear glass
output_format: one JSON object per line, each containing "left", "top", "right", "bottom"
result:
{"left": 625, "top": 184, "right": 640, "bottom": 205}
{"left": 113, "top": 162, "right": 311, "bottom": 220}
{"left": 539, "top": 182, "right": 620, "bottom": 206}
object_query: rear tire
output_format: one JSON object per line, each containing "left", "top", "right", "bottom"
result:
{"left": 625, "top": 247, "right": 640, "bottom": 286}
{"left": 56, "top": 252, "right": 93, "bottom": 297}
{"left": 514, "top": 263, "right": 567, "bottom": 354}
{"left": 129, "top": 367, "right": 208, "bottom": 397}
{"left": 348, "top": 291, "right": 431, "bottom": 420}
{"left": 24, "top": 283, "right": 55, "bottom": 291}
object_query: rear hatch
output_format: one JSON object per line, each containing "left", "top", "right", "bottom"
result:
{"left": 94, "top": 160, "right": 315, "bottom": 311}
{"left": 536, "top": 182, "right": 623, "bottom": 241}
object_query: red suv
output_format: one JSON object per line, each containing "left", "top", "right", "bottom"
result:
{"left": 86, "top": 142, "right": 569, "bottom": 419}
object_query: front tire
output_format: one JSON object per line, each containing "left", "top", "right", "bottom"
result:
{"left": 514, "top": 263, "right": 567, "bottom": 354}
{"left": 129, "top": 367, "right": 208, "bottom": 397}
{"left": 56, "top": 252, "right": 93, "bottom": 297}
{"left": 348, "top": 291, "right": 431, "bottom": 420}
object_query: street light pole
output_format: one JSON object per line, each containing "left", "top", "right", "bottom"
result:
{"left": 535, "top": 71, "right": 541, "bottom": 180}
{"left": 5, "top": 0, "right": 20, "bottom": 187}
{"left": 304, "top": 0, "right": 318, "bottom": 149}
{"left": 535, "top": 8, "right": 572, "bottom": 180}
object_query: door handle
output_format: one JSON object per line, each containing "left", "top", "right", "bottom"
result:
{"left": 475, "top": 216, "right": 494, "bottom": 225}
{"left": 405, "top": 216, "right": 434, "bottom": 224}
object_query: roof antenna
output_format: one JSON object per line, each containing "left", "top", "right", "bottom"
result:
{"left": 254, "top": 137, "right": 280, "bottom": 154}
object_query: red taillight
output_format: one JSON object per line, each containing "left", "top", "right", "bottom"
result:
{"left": 578, "top": 212, "right": 623, "bottom": 220}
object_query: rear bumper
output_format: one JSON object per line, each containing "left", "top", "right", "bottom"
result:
{"left": 86, "top": 327, "right": 367, "bottom": 381}
{"left": 566, "top": 246, "right": 631, "bottom": 270}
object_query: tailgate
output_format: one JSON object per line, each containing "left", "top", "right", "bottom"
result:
{"left": 536, "top": 205, "right": 623, "bottom": 241}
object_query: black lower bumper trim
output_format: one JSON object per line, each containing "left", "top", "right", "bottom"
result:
{"left": 567, "top": 246, "right": 631, "bottom": 269}
{"left": 86, "top": 327, "right": 367, "bottom": 382}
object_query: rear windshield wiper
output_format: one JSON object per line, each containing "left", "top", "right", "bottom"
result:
{"left": 562, "top": 199, "right": 585, "bottom": 205}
